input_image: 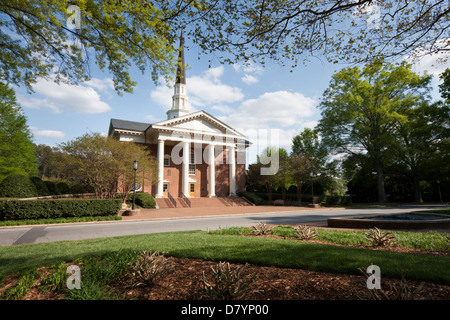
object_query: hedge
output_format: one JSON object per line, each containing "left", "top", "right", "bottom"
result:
{"left": 0, "top": 174, "right": 38, "bottom": 198}
{"left": 0, "top": 199, "right": 121, "bottom": 221}
{"left": 237, "top": 191, "right": 264, "bottom": 205}
{"left": 126, "top": 192, "right": 156, "bottom": 208}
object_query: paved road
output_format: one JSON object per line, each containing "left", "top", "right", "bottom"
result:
{"left": 0, "top": 205, "right": 448, "bottom": 246}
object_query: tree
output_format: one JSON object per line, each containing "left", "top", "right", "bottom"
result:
{"left": 59, "top": 133, "right": 158, "bottom": 200}
{"left": 440, "top": 68, "right": 450, "bottom": 104}
{"left": 289, "top": 153, "right": 314, "bottom": 202}
{"left": 0, "top": 82, "right": 37, "bottom": 181}
{"left": 1, "top": 1, "right": 448, "bottom": 94}
{"left": 273, "top": 148, "right": 291, "bottom": 201}
{"left": 191, "top": 1, "right": 449, "bottom": 67}
{"left": 317, "top": 59, "right": 431, "bottom": 203}
{"left": 393, "top": 101, "right": 450, "bottom": 202}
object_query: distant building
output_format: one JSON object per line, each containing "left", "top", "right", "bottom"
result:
{"left": 108, "top": 35, "right": 250, "bottom": 199}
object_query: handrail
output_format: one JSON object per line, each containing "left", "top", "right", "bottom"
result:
{"left": 180, "top": 193, "right": 191, "bottom": 208}
{"left": 167, "top": 192, "right": 177, "bottom": 208}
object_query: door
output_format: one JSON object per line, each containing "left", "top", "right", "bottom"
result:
{"left": 163, "top": 183, "right": 168, "bottom": 198}
{"left": 189, "top": 183, "right": 195, "bottom": 198}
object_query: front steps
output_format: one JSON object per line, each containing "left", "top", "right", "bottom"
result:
{"left": 155, "top": 196, "right": 254, "bottom": 209}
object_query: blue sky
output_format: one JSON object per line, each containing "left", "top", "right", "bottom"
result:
{"left": 13, "top": 35, "right": 448, "bottom": 165}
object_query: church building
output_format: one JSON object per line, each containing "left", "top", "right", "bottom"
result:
{"left": 108, "top": 35, "right": 250, "bottom": 202}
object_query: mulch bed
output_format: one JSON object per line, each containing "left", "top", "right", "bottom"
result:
{"left": 1, "top": 229, "right": 449, "bottom": 300}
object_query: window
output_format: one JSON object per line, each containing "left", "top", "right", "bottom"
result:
{"left": 164, "top": 155, "right": 170, "bottom": 166}
{"left": 189, "top": 151, "right": 196, "bottom": 175}
{"left": 190, "top": 183, "right": 195, "bottom": 193}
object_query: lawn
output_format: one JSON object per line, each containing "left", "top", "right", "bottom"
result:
{"left": 0, "top": 229, "right": 449, "bottom": 288}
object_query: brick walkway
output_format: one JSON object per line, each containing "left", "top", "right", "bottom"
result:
{"left": 120, "top": 205, "right": 321, "bottom": 221}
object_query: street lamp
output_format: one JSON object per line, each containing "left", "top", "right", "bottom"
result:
{"left": 132, "top": 160, "right": 138, "bottom": 210}
{"left": 310, "top": 171, "right": 314, "bottom": 204}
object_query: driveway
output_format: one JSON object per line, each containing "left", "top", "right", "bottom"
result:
{"left": 0, "top": 204, "right": 448, "bottom": 246}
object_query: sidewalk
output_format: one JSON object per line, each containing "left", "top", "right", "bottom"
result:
{"left": 120, "top": 205, "right": 327, "bottom": 222}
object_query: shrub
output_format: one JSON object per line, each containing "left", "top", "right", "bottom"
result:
{"left": 56, "top": 182, "right": 71, "bottom": 195}
{"left": 364, "top": 227, "right": 398, "bottom": 247}
{"left": 70, "top": 183, "right": 93, "bottom": 194}
{"left": 30, "top": 177, "right": 50, "bottom": 196}
{"left": 128, "top": 192, "right": 156, "bottom": 208}
{"left": 294, "top": 225, "right": 319, "bottom": 240}
{"left": 129, "top": 251, "right": 175, "bottom": 287}
{"left": 237, "top": 191, "right": 264, "bottom": 205}
{"left": 0, "top": 173, "right": 38, "bottom": 198}
{"left": 44, "top": 181, "right": 60, "bottom": 195}
{"left": 251, "top": 222, "right": 272, "bottom": 235}
{"left": 0, "top": 199, "right": 121, "bottom": 221}
{"left": 201, "top": 262, "right": 258, "bottom": 300}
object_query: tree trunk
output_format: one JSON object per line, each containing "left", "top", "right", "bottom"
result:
{"left": 413, "top": 174, "right": 423, "bottom": 203}
{"left": 265, "top": 181, "right": 272, "bottom": 202}
{"left": 297, "top": 181, "right": 302, "bottom": 202}
{"left": 281, "top": 184, "right": 286, "bottom": 201}
{"left": 375, "top": 159, "right": 386, "bottom": 203}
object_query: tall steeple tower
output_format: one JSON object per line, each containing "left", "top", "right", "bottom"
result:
{"left": 167, "top": 32, "right": 189, "bottom": 120}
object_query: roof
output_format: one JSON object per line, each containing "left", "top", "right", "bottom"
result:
{"left": 108, "top": 118, "right": 150, "bottom": 136}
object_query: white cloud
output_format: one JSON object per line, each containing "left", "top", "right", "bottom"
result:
{"left": 29, "top": 126, "right": 65, "bottom": 139}
{"left": 219, "top": 91, "right": 317, "bottom": 129}
{"left": 233, "top": 62, "right": 264, "bottom": 85}
{"left": 18, "top": 77, "right": 112, "bottom": 114}
{"left": 150, "top": 66, "right": 244, "bottom": 111}
{"left": 241, "top": 74, "right": 259, "bottom": 85}
{"left": 218, "top": 90, "right": 319, "bottom": 164}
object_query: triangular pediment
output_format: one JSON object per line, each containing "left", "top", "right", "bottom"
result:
{"left": 151, "top": 110, "right": 245, "bottom": 137}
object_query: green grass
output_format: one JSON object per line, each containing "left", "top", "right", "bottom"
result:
{"left": 210, "top": 225, "right": 449, "bottom": 251}
{"left": 0, "top": 230, "right": 449, "bottom": 295}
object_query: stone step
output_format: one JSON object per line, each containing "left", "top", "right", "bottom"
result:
{"left": 155, "top": 196, "right": 253, "bottom": 208}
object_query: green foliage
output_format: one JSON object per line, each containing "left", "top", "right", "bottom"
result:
{"left": 59, "top": 133, "right": 158, "bottom": 199}
{"left": 30, "top": 177, "right": 50, "bottom": 196}
{"left": 128, "top": 192, "right": 156, "bottom": 208}
{"left": 0, "top": 83, "right": 37, "bottom": 180}
{"left": 0, "top": 199, "right": 121, "bottom": 221}
{"left": 1, "top": 269, "right": 39, "bottom": 300}
{"left": 318, "top": 59, "right": 433, "bottom": 202}
{"left": 43, "top": 180, "right": 60, "bottom": 195}
{"left": 237, "top": 191, "right": 264, "bottom": 205}
{"left": 56, "top": 182, "right": 71, "bottom": 195}
{"left": 0, "top": 173, "right": 38, "bottom": 198}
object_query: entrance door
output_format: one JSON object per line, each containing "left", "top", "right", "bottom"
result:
{"left": 163, "top": 183, "right": 168, "bottom": 198}
{"left": 189, "top": 183, "right": 195, "bottom": 198}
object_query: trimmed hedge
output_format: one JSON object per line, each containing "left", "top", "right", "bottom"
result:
{"left": 0, "top": 174, "right": 38, "bottom": 198}
{"left": 126, "top": 192, "right": 156, "bottom": 208}
{"left": 0, "top": 199, "right": 121, "bottom": 221}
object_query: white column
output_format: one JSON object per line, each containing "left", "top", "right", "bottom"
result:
{"left": 229, "top": 145, "right": 236, "bottom": 196}
{"left": 208, "top": 144, "right": 216, "bottom": 198}
{"left": 156, "top": 139, "right": 164, "bottom": 198}
{"left": 182, "top": 140, "right": 190, "bottom": 197}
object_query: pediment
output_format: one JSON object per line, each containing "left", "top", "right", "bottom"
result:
{"left": 152, "top": 110, "right": 245, "bottom": 137}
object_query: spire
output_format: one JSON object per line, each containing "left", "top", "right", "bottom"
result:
{"left": 167, "top": 32, "right": 189, "bottom": 120}
{"left": 175, "top": 32, "right": 186, "bottom": 85}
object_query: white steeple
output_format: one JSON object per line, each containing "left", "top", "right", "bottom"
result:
{"left": 167, "top": 33, "right": 189, "bottom": 120}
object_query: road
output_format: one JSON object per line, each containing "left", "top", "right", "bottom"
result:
{"left": 0, "top": 204, "right": 448, "bottom": 246}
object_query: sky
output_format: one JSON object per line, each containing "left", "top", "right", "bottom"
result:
{"left": 13, "top": 34, "right": 449, "bottom": 166}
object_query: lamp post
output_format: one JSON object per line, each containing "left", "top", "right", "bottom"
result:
{"left": 310, "top": 171, "right": 314, "bottom": 204}
{"left": 132, "top": 160, "right": 138, "bottom": 210}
